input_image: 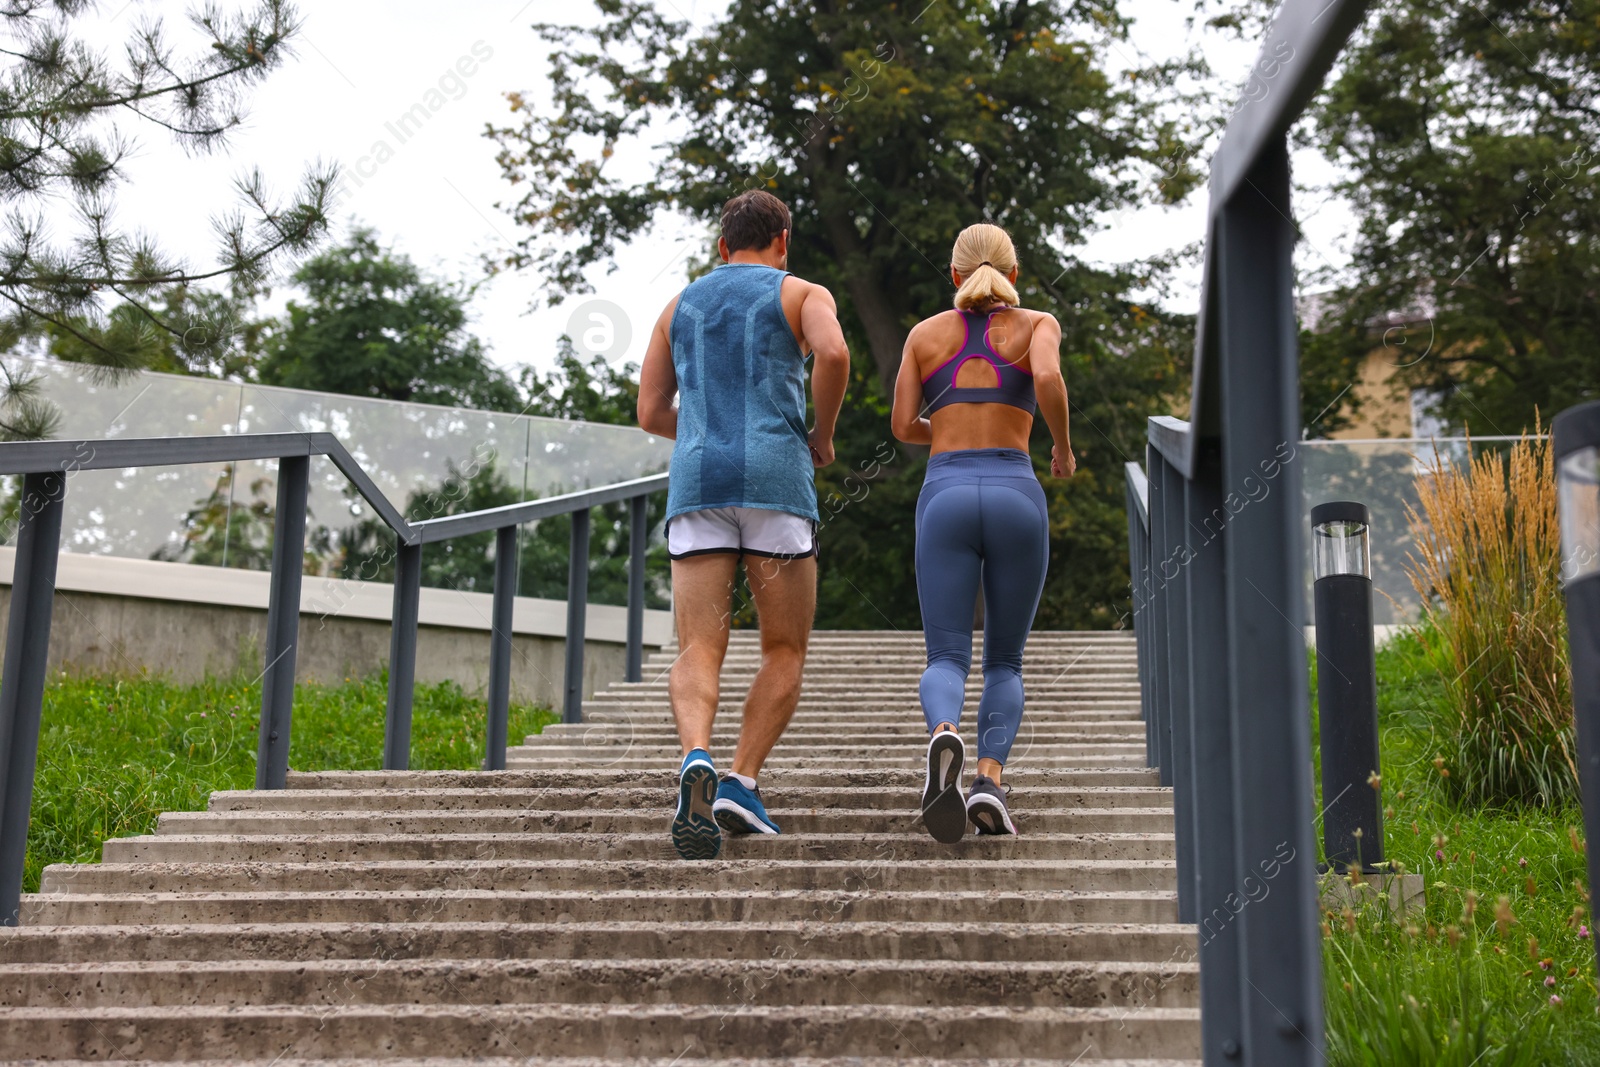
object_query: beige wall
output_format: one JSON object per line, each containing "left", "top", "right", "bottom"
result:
{"left": 1326, "top": 346, "right": 1412, "bottom": 440}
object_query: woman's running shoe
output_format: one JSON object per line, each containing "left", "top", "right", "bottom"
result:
{"left": 671, "top": 748, "right": 722, "bottom": 859}
{"left": 713, "top": 776, "right": 781, "bottom": 835}
{"left": 920, "top": 730, "right": 967, "bottom": 843}
{"left": 966, "top": 774, "right": 1017, "bottom": 835}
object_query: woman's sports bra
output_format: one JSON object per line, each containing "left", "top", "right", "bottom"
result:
{"left": 920, "top": 307, "right": 1036, "bottom": 415}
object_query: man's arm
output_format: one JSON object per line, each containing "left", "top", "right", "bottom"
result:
{"left": 798, "top": 282, "right": 849, "bottom": 467}
{"left": 637, "top": 296, "right": 680, "bottom": 439}
{"left": 890, "top": 327, "right": 933, "bottom": 445}
{"left": 1026, "top": 312, "right": 1076, "bottom": 477}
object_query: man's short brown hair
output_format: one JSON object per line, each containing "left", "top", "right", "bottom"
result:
{"left": 720, "top": 190, "right": 791, "bottom": 253}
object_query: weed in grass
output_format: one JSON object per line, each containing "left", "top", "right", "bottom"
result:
{"left": 24, "top": 670, "right": 555, "bottom": 891}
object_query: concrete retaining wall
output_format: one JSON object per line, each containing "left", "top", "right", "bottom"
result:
{"left": 0, "top": 549, "right": 674, "bottom": 708}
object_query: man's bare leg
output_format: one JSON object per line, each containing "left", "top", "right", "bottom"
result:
{"left": 669, "top": 554, "right": 739, "bottom": 755}
{"left": 729, "top": 555, "right": 817, "bottom": 778}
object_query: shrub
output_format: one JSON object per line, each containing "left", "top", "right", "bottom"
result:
{"left": 1404, "top": 432, "right": 1573, "bottom": 807}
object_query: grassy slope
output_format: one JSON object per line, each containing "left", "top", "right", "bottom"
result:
{"left": 1319, "top": 629, "right": 1600, "bottom": 1065}
{"left": 25, "top": 671, "right": 555, "bottom": 892}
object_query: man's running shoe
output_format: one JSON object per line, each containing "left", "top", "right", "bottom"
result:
{"left": 713, "top": 776, "right": 781, "bottom": 835}
{"left": 966, "top": 774, "right": 1017, "bottom": 835}
{"left": 671, "top": 748, "right": 722, "bottom": 859}
{"left": 920, "top": 730, "right": 967, "bottom": 843}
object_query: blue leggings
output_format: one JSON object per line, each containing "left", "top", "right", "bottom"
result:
{"left": 914, "top": 448, "right": 1050, "bottom": 765}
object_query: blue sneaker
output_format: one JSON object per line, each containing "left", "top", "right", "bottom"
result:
{"left": 671, "top": 748, "right": 722, "bottom": 860}
{"left": 713, "top": 776, "right": 781, "bottom": 835}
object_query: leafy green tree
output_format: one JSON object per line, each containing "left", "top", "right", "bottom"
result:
{"left": 488, "top": 0, "right": 1203, "bottom": 627}
{"left": 255, "top": 228, "right": 521, "bottom": 410}
{"left": 0, "top": 0, "right": 334, "bottom": 434}
{"left": 519, "top": 342, "right": 670, "bottom": 609}
{"left": 330, "top": 347, "right": 669, "bottom": 609}
{"left": 152, "top": 466, "right": 276, "bottom": 570}
{"left": 519, "top": 338, "right": 640, "bottom": 424}
{"left": 1232, "top": 0, "right": 1600, "bottom": 434}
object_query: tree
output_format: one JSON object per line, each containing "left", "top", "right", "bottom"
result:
{"left": 331, "top": 347, "right": 671, "bottom": 610}
{"left": 35, "top": 282, "right": 266, "bottom": 380}
{"left": 518, "top": 337, "right": 639, "bottom": 424}
{"left": 0, "top": 0, "right": 334, "bottom": 432}
{"left": 1268, "top": 0, "right": 1600, "bottom": 433}
{"left": 255, "top": 228, "right": 522, "bottom": 410}
{"left": 487, "top": 0, "right": 1204, "bottom": 627}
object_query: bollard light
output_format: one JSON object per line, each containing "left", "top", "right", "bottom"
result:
{"left": 1553, "top": 400, "right": 1600, "bottom": 983}
{"left": 1312, "top": 501, "right": 1372, "bottom": 580}
{"left": 1312, "top": 501, "right": 1383, "bottom": 873}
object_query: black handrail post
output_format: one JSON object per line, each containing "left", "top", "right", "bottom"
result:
{"left": 1185, "top": 444, "right": 1245, "bottom": 1062}
{"left": 1148, "top": 446, "right": 1173, "bottom": 784}
{"left": 626, "top": 494, "right": 647, "bottom": 683}
{"left": 0, "top": 471, "right": 66, "bottom": 925}
{"left": 563, "top": 507, "right": 591, "bottom": 724}
{"left": 1217, "top": 141, "right": 1323, "bottom": 1064}
{"left": 1162, "top": 454, "right": 1198, "bottom": 924}
{"left": 255, "top": 456, "right": 308, "bottom": 790}
{"left": 485, "top": 524, "right": 517, "bottom": 771}
{"left": 384, "top": 541, "right": 422, "bottom": 771}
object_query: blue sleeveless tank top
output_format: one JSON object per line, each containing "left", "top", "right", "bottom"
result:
{"left": 920, "top": 307, "right": 1037, "bottom": 415}
{"left": 666, "top": 263, "right": 818, "bottom": 523}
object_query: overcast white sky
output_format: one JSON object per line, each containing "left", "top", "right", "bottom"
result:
{"left": 82, "top": 0, "right": 1354, "bottom": 376}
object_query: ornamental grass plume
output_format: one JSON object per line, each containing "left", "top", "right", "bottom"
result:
{"left": 1404, "top": 430, "right": 1574, "bottom": 807}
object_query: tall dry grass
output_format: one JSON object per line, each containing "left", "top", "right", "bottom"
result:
{"left": 1405, "top": 431, "right": 1574, "bottom": 808}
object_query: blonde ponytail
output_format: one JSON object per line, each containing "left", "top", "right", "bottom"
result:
{"left": 951, "top": 223, "right": 1019, "bottom": 311}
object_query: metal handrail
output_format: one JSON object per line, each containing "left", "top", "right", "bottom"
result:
{"left": 1123, "top": 462, "right": 1149, "bottom": 529}
{"left": 0, "top": 431, "right": 667, "bottom": 925}
{"left": 1122, "top": 2, "right": 1376, "bottom": 1063}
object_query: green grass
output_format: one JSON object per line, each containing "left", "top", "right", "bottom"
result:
{"left": 1319, "top": 628, "right": 1600, "bottom": 1065}
{"left": 24, "top": 670, "right": 555, "bottom": 892}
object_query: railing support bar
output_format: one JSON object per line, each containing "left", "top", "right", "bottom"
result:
{"left": 485, "top": 525, "right": 517, "bottom": 770}
{"left": 1148, "top": 446, "right": 1173, "bottom": 785}
{"left": 0, "top": 471, "right": 65, "bottom": 925}
{"left": 626, "top": 495, "right": 647, "bottom": 684}
{"left": 1162, "top": 454, "right": 1198, "bottom": 924}
{"left": 384, "top": 541, "right": 422, "bottom": 771}
{"left": 256, "top": 456, "right": 308, "bottom": 790}
{"left": 1217, "top": 140, "right": 1323, "bottom": 1065}
{"left": 1185, "top": 446, "right": 1245, "bottom": 1062}
{"left": 563, "top": 508, "right": 591, "bottom": 724}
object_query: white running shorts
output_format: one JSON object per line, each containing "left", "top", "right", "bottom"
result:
{"left": 666, "top": 507, "right": 817, "bottom": 560}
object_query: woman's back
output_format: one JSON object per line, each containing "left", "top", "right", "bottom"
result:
{"left": 903, "top": 304, "right": 1046, "bottom": 454}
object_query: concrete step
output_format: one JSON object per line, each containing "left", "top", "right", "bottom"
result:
{"left": 0, "top": 1003, "right": 1200, "bottom": 1061}
{"left": 0, "top": 920, "right": 1199, "bottom": 964}
{"left": 504, "top": 744, "right": 1149, "bottom": 760}
{"left": 0, "top": 628, "right": 1196, "bottom": 1065}
{"left": 0, "top": 957, "right": 1198, "bottom": 1009}
{"left": 22, "top": 888, "right": 1179, "bottom": 927}
{"left": 279, "top": 768, "right": 1165, "bottom": 789}
{"left": 39, "top": 859, "right": 1180, "bottom": 896}
{"left": 503, "top": 756, "right": 1151, "bottom": 770}
{"left": 540, "top": 722, "right": 1147, "bottom": 738}
{"left": 203, "top": 787, "right": 1174, "bottom": 813}
{"left": 155, "top": 808, "right": 1177, "bottom": 837}
{"left": 99, "top": 832, "right": 1176, "bottom": 864}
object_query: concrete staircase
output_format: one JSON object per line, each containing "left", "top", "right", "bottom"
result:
{"left": 3, "top": 629, "right": 1200, "bottom": 1065}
